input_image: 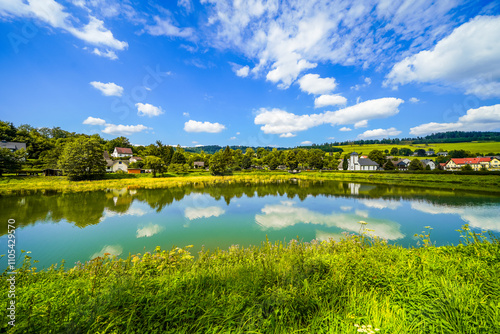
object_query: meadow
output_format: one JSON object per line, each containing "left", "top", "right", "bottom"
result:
{"left": 328, "top": 141, "right": 500, "bottom": 156}
{"left": 1, "top": 225, "right": 498, "bottom": 333}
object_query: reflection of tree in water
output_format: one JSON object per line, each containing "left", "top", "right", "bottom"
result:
{"left": 1, "top": 180, "right": 499, "bottom": 236}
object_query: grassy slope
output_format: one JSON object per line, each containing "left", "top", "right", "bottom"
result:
{"left": 330, "top": 141, "right": 500, "bottom": 155}
{"left": 2, "top": 230, "right": 499, "bottom": 333}
{"left": 1, "top": 171, "right": 499, "bottom": 195}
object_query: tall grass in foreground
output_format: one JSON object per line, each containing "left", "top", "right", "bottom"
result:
{"left": 1, "top": 225, "right": 499, "bottom": 333}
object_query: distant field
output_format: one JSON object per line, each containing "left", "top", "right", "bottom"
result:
{"left": 332, "top": 141, "right": 500, "bottom": 156}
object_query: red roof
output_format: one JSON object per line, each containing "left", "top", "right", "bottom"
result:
{"left": 450, "top": 157, "right": 491, "bottom": 164}
{"left": 115, "top": 147, "right": 133, "bottom": 154}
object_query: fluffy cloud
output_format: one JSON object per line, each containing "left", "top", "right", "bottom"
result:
{"left": 102, "top": 124, "right": 150, "bottom": 136}
{"left": 92, "top": 48, "right": 118, "bottom": 60}
{"left": 297, "top": 74, "right": 337, "bottom": 95}
{"left": 280, "top": 133, "right": 296, "bottom": 138}
{"left": 184, "top": 120, "right": 226, "bottom": 133}
{"left": 136, "top": 103, "right": 164, "bottom": 117}
{"left": 314, "top": 94, "right": 347, "bottom": 108}
{"left": 184, "top": 206, "right": 225, "bottom": 220}
{"left": 83, "top": 116, "right": 151, "bottom": 136}
{"left": 83, "top": 116, "right": 106, "bottom": 126}
{"left": 202, "top": 0, "right": 461, "bottom": 88}
{"left": 0, "top": 0, "right": 127, "bottom": 51}
{"left": 354, "top": 120, "right": 368, "bottom": 129}
{"left": 235, "top": 65, "right": 250, "bottom": 77}
{"left": 145, "top": 16, "right": 195, "bottom": 39}
{"left": 409, "top": 97, "right": 419, "bottom": 103}
{"left": 90, "top": 81, "right": 123, "bottom": 96}
{"left": 301, "top": 141, "right": 312, "bottom": 145}
{"left": 410, "top": 104, "right": 500, "bottom": 136}
{"left": 357, "top": 127, "right": 401, "bottom": 139}
{"left": 90, "top": 244, "right": 122, "bottom": 259}
{"left": 339, "top": 127, "right": 352, "bottom": 132}
{"left": 385, "top": 16, "right": 500, "bottom": 98}
{"left": 254, "top": 98, "right": 403, "bottom": 136}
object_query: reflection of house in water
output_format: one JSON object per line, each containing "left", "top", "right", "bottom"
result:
{"left": 348, "top": 183, "right": 377, "bottom": 195}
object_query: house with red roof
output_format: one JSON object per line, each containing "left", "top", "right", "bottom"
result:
{"left": 111, "top": 147, "right": 133, "bottom": 158}
{"left": 444, "top": 157, "right": 491, "bottom": 171}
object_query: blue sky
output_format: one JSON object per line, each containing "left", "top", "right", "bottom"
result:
{"left": 1, "top": 0, "right": 499, "bottom": 147}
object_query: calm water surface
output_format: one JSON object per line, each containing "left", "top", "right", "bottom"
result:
{"left": 1, "top": 180, "right": 499, "bottom": 269}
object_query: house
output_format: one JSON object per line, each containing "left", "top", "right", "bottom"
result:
{"left": 112, "top": 160, "right": 129, "bottom": 172}
{"left": 0, "top": 141, "right": 26, "bottom": 152}
{"left": 111, "top": 147, "right": 133, "bottom": 158}
{"left": 421, "top": 159, "right": 436, "bottom": 170}
{"left": 489, "top": 157, "right": 500, "bottom": 171}
{"left": 103, "top": 151, "right": 114, "bottom": 173}
{"left": 128, "top": 168, "right": 143, "bottom": 174}
{"left": 426, "top": 149, "right": 435, "bottom": 156}
{"left": 393, "top": 158, "right": 411, "bottom": 171}
{"left": 437, "top": 151, "right": 448, "bottom": 156}
{"left": 129, "top": 156, "right": 143, "bottom": 163}
{"left": 444, "top": 157, "right": 491, "bottom": 171}
{"left": 347, "top": 152, "right": 379, "bottom": 171}
{"left": 193, "top": 161, "right": 205, "bottom": 168}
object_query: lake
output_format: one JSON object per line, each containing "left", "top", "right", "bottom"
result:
{"left": 1, "top": 180, "right": 499, "bottom": 269}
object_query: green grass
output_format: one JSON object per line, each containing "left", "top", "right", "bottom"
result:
{"left": 331, "top": 141, "right": 500, "bottom": 155}
{"left": 1, "top": 170, "right": 499, "bottom": 195}
{"left": 2, "top": 225, "right": 499, "bottom": 333}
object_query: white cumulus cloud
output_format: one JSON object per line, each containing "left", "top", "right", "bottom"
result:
{"left": 235, "top": 65, "right": 250, "bottom": 77}
{"left": 136, "top": 103, "right": 164, "bottom": 117}
{"left": 385, "top": 16, "right": 500, "bottom": 98}
{"left": 254, "top": 98, "right": 403, "bottom": 135}
{"left": 184, "top": 120, "right": 226, "bottom": 133}
{"left": 357, "top": 127, "right": 401, "bottom": 139}
{"left": 409, "top": 97, "right": 420, "bottom": 103}
{"left": 90, "top": 81, "right": 123, "bottom": 96}
{"left": 83, "top": 116, "right": 106, "bottom": 126}
{"left": 301, "top": 141, "right": 313, "bottom": 145}
{"left": 102, "top": 124, "right": 150, "bottom": 136}
{"left": 314, "top": 94, "right": 347, "bottom": 108}
{"left": 145, "top": 16, "right": 195, "bottom": 39}
{"left": 92, "top": 48, "right": 118, "bottom": 60}
{"left": 280, "top": 133, "right": 296, "bottom": 138}
{"left": 339, "top": 127, "right": 352, "bottom": 131}
{"left": 297, "top": 74, "right": 337, "bottom": 95}
{"left": 410, "top": 104, "right": 500, "bottom": 136}
{"left": 136, "top": 223, "right": 164, "bottom": 238}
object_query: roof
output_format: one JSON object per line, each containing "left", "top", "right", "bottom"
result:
{"left": 358, "top": 158, "right": 379, "bottom": 166}
{"left": 450, "top": 157, "right": 491, "bottom": 164}
{"left": 421, "top": 159, "right": 434, "bottom": 164}
{"left": 0, "top": 141, "right": 26, "bottom": 150}
{"left": 194, "top": 161, "right": 205, "bottom": 166}
{"left": 130, "top": 156, "right": 142, "bottom": 160}
{"left": 113, "top": 160, "right": 129, "bottom": 166}
{"left": 115, "top": 147, "right": 133, "bottom": 154}
{"left": 350, "top": 152, "right": 359, "bottom": 156}
{"left": 103, "top": 151, "right": 110, "bottom": 160}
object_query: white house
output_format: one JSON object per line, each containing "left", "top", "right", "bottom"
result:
{"left": 421, "top": 159, "right": 436, "bottom": 170}
{"left": 112, "top": 160, "right": 129, "bottom": 172}
{"left": 347, "top": 152, "right": 379, "bottom": 171}
{"left": 111, "top": 147, "right": 133, "bottom": 158}
{"left": 0, "top": 141, "right": 26, "bottom": 152}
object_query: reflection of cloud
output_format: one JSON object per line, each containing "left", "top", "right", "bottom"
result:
{"left": 90, "top": 245, "right": 123, "bottom": 259}
{"left": 355, "top": 210, "right": 369, "bottom": 218}
{"left": 360, "top": 199, "right": 402, "bottom": 210}
{"left": 136, "top": 223, "right": 164, "bottom": 238}
{"left": 255, "top": 203, "right": 404, "bottom": 240}
{"left": 315, "top": 230, "right": 345, "bottom": 242}
{"left": 340, "top": 206, "right": 352, "bottom": 211}
{"left": 411, "top": 202, "right": 500, "bottom": 232}
{"left": 184, "top": 206, "right": 225, "bottom": 220}
{"left": 100, "top": 207, "right": 148, "bottom": 222}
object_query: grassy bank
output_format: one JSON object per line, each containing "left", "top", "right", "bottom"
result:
{"left": 1, "top": 170, "right": 500, "bottom": 195}
{"left": 2, "top": 226, "right": 499, "bottom": 333}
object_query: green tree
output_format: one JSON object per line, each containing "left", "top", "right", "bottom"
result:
{"left": 268, "top": 156, "right": 279, "bottom": 170}
{"left": 171, "top": 151, "right": 187, "bottom": 164}
{"left": 384, "top": 160, "right": 395, "bottom": 170}
{"left": 408, "top": 158, "right": 424, "bottom": 171}
{"left": 308, "top": 149, "right": 324, "bottom": 169}
{"left": 222, "top": 146, "right": 233, "bottom": 167}
{"left": 461, "top": 164, "right": 473, "bottom": 171}
{"left": 342, "top": 155, "right": 348, "bottom": 170}
{"left": 0, "top": 121, "right": 17, "bottom": 141}
{"left": 415, "top": 149, "right": 426, "bottom": 157}
{"left": 285, "top": 151, "right": 298, "bottom": 170}
{"left": 209, "top": 151, "right": 227, "bottom": 176}
{"left": 58, "top": 136, "right": 106, "bottom": 180}
{"left": 144, "top": 156, "right": 163, "bottom": 177}
{"left": 105, "top": 136, "right": 132, "bottom": 154}
{"left": 241, "top": 156, "right": 251, "bottom": 169}
{"left": 390, "top": 147, "right": 399, "bottom": 156}
{"left": 368, "top": 150, "right": 386, "bottom": 166}
{"left": 0, "top": 148, "right": 27, "bottom": 176}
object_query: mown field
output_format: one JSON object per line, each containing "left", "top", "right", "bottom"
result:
{"left": 1, "top": 226, "right": 499, "bottom": 333}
